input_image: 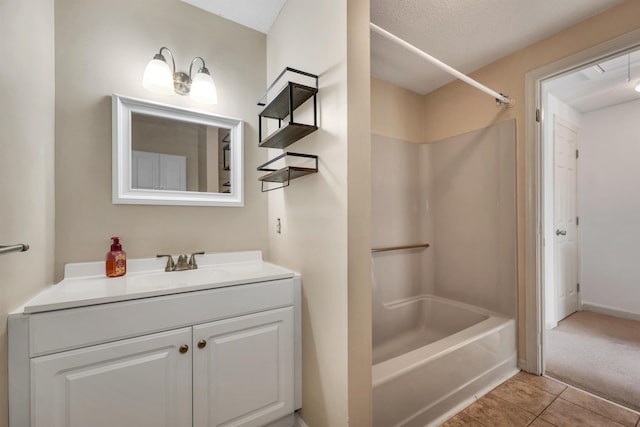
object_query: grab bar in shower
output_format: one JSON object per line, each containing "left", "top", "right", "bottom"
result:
{"left": 0, "top": 243, "right": 30, "bottom": 256}
{"left": 371, "top": 243, "right": 430, "bottom": 253}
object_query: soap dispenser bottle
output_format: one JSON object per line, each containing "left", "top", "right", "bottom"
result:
{"left": 106, "top": 236, "right": 127, "bottom": 277}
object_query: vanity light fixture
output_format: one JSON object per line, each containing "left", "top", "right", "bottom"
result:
{"left": 142, "top": 47, "right": 218, "bottom": 105}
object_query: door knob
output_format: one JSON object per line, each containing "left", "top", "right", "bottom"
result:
{"left": 197, "top": 340, "right": 207, "bottom": 349}
{"left": 179, "top": 344, "right": 189, "bottom": 354}
{"left": 555, "top": 229, "right": 567, "bottom": 236}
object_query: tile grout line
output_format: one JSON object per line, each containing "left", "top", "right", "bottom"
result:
{"left": 530, "top": 393, "right": 562, "bottom": 427}
{"left": 541, "top": 375, "right": 640, "bottom": 426}
{"left": 445, "top": 373, "right": 639, "bottom": 427}
{"left": 555, "top": 395, "right": 637, "bottom": 427}
{"left": 513, "top": 374, "right": 567, "bottom": 397}
{"left": 544, "top": 374, "right": 640, "bottom": 418}
{"left": 458, "top": 404, "right": 491, "bottom": 427}
{"left": 489, "top": 393, "right": 541, "bottom": 424}
{"left": 509, "top": 375, "right": 566, "bottom": 418}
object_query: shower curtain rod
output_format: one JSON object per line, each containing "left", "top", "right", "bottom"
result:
{"left": 370, "top": 23, "right": 513, "bottom": 105}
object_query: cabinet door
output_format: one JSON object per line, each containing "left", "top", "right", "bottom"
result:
{"left": 31, "top": 328, "right": 192, "bottom": 427}
{"left": 159, "top": 153, "right": 187, "bottom": 191}
{"left": 193, "top": 307, "right": 294, "bottom": 427}
{"left": 132, "top": 150, "right": 159, "bottom": 189}
{"left": 132, "top": 151, "right": 186, "bottom": 191}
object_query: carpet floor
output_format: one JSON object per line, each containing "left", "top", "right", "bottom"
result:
{"left": 545, "top": 310, "right": 640, "bottom": 412}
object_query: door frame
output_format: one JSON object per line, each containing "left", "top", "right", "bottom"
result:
{"left": 524, "top": 28, "right": 640, "bottom": 374}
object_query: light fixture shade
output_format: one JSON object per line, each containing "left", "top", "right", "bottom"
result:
{"left": 142, "top": 58, "right": 174, "bottom": 95}
{"left": 190, "top": 71, "right": 218, "bottom": 105}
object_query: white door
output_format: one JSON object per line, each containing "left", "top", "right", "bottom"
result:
{"left": 31, "top": 328, "right": 193, "bottom": 427}
{"left": 553, "top": 117, "right": 579, "bottom": 321}
{"left": 192, "top": 307, "right": 294, "bottom": 427}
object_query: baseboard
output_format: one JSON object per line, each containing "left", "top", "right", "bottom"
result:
{"left": 546, "top": 320, "right": 558, "bottom": 330}
{"left": 294, "top": 413, "right": 309, "bottom": 427}
{"left": 517, "top": 358, "right": 527, "bottom": 371}
{"left": 581, "top": 302, "right": 640, "bottom": 322}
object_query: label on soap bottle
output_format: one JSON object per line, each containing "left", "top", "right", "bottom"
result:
{"left": 114, "top": 252, "right": 126, "bottom": 276}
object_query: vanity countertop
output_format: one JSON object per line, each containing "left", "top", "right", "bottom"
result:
{"left": 22, "top": 251, "right": 295, "bottom": 314}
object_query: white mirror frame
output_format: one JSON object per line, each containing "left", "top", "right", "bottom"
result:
{"left": 112, "top": 94, "right": 244, "bottom": 206}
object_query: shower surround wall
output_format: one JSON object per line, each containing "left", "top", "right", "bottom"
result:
{"left": 432, "top": 120, "right": 517, "bottom": 316}
{"left": 372, "top": 136, "right": 434, "bottom": 304}
{"left": 372, "top": 119, "right": 517, "bottom": 316}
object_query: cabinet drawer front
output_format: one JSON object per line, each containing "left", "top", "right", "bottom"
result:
{"left": 31, "top": 327, "right": 192, "bottom": 427}
{"left": 193, "top": 307, "right": 294, "bottom": 427}
{"left": 30, "top": 279, "right": 294, "bottom": 357}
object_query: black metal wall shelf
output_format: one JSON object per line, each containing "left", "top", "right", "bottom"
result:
{"left": 259, "top": 123, "right": 317, "bottom": 149}
{"left": 260, "top": 82, "right": 317, "bottom": 119}
{"left": 258, "top": 68, "right": 319, "bottom": 150}
{"left": 257, "top": 152, "right": 318, "bottom": 192}
{"left": 257, "top": 68, "right": 320, "bottom": 191}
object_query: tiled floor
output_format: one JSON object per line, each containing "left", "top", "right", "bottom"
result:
{"left": 442, "top": 371, "right": 640, "bottom": 427}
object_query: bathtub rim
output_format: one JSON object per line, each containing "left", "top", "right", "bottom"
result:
{"left": 373, "top": 294, "right": 515, "bottom": 386}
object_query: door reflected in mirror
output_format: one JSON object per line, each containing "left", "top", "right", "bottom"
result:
{"left": 112, "top": 94, "right": 243, "bottom": 207}
{"left": 131, "top": 113, "right": 232, "bottom": 194}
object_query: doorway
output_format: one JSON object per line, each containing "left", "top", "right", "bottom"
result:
{"left": 525, "top": 29, "right": 640, "bottom": 411}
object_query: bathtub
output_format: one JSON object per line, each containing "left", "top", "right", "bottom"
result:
{"left": 372, "top": 295, "right": 517, "bottom": 427}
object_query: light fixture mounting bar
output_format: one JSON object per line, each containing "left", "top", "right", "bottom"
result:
{"left": 370, "top": 22, "right": 512, "bottom": 105}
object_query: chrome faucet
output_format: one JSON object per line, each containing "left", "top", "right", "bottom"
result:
{"left": 157, "top": 252, "right": 204, "bottom": 272}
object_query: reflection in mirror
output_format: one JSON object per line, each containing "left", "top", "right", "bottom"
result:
{"left": 131, "top": 113, "right": 232, "bottom": 194}
{"left": 112, "top": 94, "right": 243, "bottom": 206}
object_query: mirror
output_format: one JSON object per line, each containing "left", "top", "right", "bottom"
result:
{"left": 112, "top": 94, "right": 243, "bottom": 206}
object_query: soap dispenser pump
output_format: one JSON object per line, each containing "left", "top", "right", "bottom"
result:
{"left": 106, "top": 236, "right": 127, "bottom": 277}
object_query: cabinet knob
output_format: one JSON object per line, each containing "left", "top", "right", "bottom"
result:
{"left": 179, "top": 344, "right": 189, "bottom": 354}
{"left": 197, "top": 340, "right": 207, "bottom": 349}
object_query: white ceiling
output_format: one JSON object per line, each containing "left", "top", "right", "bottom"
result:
{"left": 181, "top": 0, "right": 287, "bottom": 34}
{"left": 183, "top": 0, "right": 635, "bottom": 109}
{"left": 544, "top": 50, "right": 640, "bottom": 113}
{"left": 370, "top": 0, "right": 624, "bottom": 95}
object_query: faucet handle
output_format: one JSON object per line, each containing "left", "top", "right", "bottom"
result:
{"left": 157, "top": 254, "right": 176, "bottom": 272}
{"left": 188, "top": 251, "right": 205, "bottom": 269}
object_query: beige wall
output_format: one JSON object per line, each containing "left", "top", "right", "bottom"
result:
{"left": 371, "top": 77, "right": 424, "bottom": 143}
{"left": 266, "top": 0, "right": 349, "bottom": 424}
{"left": 0, "top": 0, "right": 55, "bottom": 425}
{"left": 421, "top": 0, "right": 640, "bottom": 359}
{"left": 54, "top": 0, "right": 268, "bottom": 279}
{"left": 266, "top": 0, "right": 372, "bottom": 424}
{"left": 346, "top": 0, "right": 373, "bottom": 424}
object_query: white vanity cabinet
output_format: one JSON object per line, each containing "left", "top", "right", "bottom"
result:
{"left": 9, "top": 252, "right": 301, "bottom": 427}
{"left": 193, "top": 307, "right": 293, "bottom": 426}
{"left": 31, "top": 327, "right": 194, "bottom": 427}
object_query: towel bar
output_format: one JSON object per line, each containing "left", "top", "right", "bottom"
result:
{"left": 0, "top": 243, "right": 29, "bottom": 256}
{"left": 371, "top": 244, "right": 430, "bottom": 253}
